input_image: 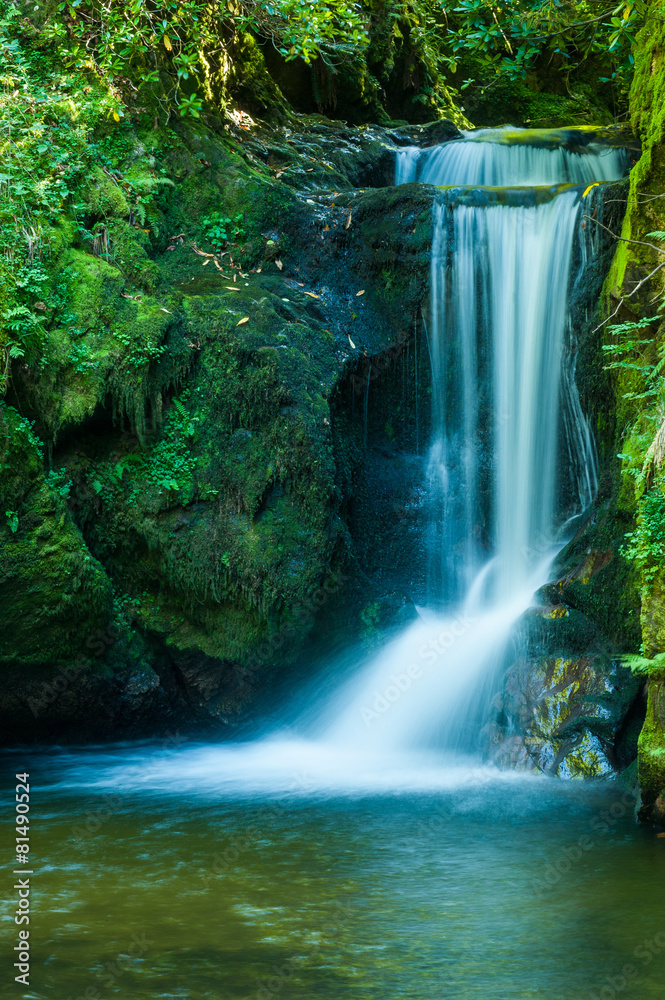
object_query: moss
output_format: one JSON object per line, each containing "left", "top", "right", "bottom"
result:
{"left": 600, "top": 15, "right": 665, "bottom": 821}
{"left": 638, "top": 667, "right": 665, "bottom": 822}
{"left": 0, "top": 405, "right": 113, "bottom": 666}
{"left": 107, "top": 219, "right": 160, "bottom": 292}
{"left": 83, "top": 166, "right": 131, "bottom": 219}
{"left": 14, "top": 247, "right": 179, "bottom": 442}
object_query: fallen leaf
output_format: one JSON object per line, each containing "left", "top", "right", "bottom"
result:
{"left": 583, "top": 182, "right": 600, "bottom": 198}
{"left": 233, "top": 274, "right": 237, "bottom": 283}
{"left": 202, "top": 259, "right": 210, "bottom": 266}
{"left": 356, "top": 290, "right": 365, "bottom": 296}
{"left": 304, "top": 291, "right": 319, "bottom": 299}
{"left": 213, "top": 260, "right": 230, "bottom": 276}
{"left": 306, "top": 199, "right": 315, "bottom": 204}
{"left": 192, "top": 247, "right": 215, "bottom": 258}
{"left": 170, "top": 233, "right": 186, "bottom": 240}
{"left": 323, "top": 224, "right": 329, "bottom": 232}
{"left": 275, "top": 260, "right": 283, "bottom": 271}
{"left": 237, "top": 317, "right": 249, "bottom": 326}
{"left": 348, "top": 335, "right": 356, "bottom": 349}
{"left": 344, "top": 211, "right": 352, "bottom": 230}
{"left": 159, "top": 308, "right": 172, "bottom": 313}
{"left": 225, "top": 286, "right": 241, "bottom": 292}
{"left": 33, "top": 301, "right": 47, "bottom": 311}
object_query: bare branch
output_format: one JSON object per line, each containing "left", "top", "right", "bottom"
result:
{"left": 583, "top": 215, "right": 665, "bottom": 256}
{"left": 593, "top": 261, "right": 665, "bottom": 333}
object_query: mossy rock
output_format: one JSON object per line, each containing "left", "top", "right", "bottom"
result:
{"left": 0, "top": 406, "right": 113, "bottom": 666}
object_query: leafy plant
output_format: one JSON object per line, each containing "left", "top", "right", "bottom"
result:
{"left": 92, "top": 393, "right": 200, "bottom": 505}
{"left": 601, "top": 314, "right": 665, "bottom": 403}
{"left": 5, "top": 509, "right": 18, "bottom": 533}
{"left": 622, "top": 488, "right": 665, "bottom": 588}
{"left": 47, "top": 468, "right": 73, "bottom": 498}
{"left": 57, "top": 0, "right": 370, "bottom": 121}
{"left": 621, "top": 651, "right": 665, "bottom": 675}
{"left": 201, "top": 213, "right": 245, "bottom": 253}
{"left": 445, "top": 0, "right": 651, "bottom": 105}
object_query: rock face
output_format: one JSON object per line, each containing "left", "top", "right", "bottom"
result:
{"left": 0, "top": 111, "right": 450, "bottom": 740}
{"left": 488, "top": 604, "right": 643, "bottom": 779}
{"left": 590, "top": 15, "right": 665, "bottom": 823}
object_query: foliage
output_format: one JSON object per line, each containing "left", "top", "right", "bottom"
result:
{"left": 602, "top": 313, "right": 665, "bottom": 405}
{"left": 57, "top": 0, "right": 369, "bottom": 120}
{"left": 622, "top": 488, "right": 665, "bottom": 588}
{"left": 201, "top": 212, "right": 245, "bottom": 253}
{"left": 445, "top": 0, "right": 653, "bottom": 103}
{"left": 93, "top": 393, "right": 200, "bottom": 505}
{"left": 46, "top": 468, "right": 73, "bottom": 498}
{"left": 602, "top": 310, "right": 665, "bottom": 590}
{"left": 0, "top": 4, "right": 115, "bottom": 393}
{"left": 621, "top": 651, "right": 665, "bottom": 675}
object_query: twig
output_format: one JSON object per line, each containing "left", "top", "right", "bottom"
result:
{"left": 593, "top": 260, "right": 665, "bottom": 333}
{"left": 583, "top": 215, "right": 665, "bottom": 256}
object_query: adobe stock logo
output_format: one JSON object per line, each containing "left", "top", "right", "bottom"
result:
{"left": 361, "top": 613, "right": 477, "bottom": 727}
{"left": 586, "top": 931, "right": 665, "bottom": 1000}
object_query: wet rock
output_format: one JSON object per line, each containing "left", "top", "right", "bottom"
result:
{"left": 488, "top": 603, "right": 643, "bottom": 778}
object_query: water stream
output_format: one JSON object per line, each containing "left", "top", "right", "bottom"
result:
{"left": 6, "top": 130, "right": 662, "bottom": 1000}
{"left": 322, "top": 130, "right": 625, "bottom": 755}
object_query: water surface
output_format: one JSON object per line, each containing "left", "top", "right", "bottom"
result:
{"left": 2, "top": 744, "right": 664, "bottom": 1000}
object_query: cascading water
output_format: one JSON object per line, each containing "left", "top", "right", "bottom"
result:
{"left": 320, "top": 129, "right": 627, "bottom": 757}
{"left": 59, "top": 129, "right": 629, "bottom": 794}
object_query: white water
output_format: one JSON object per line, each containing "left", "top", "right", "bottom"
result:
{"left": 321, "top": 129, "right": 625, "bottom": 757}
{"left": 55, "top": 130, "right": 628, "bottom": 795}
{"left": 396, "top": 127, "right": 627, "bottom": 186}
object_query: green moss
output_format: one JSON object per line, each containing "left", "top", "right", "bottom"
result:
{"left": 638, "top": 668, "right": 665, "bottom": 821}
{"left": 0, "top": 405, "right": 113, "bottom": 666}
{"left": 83, "top": 166, "right": 131, "bottom": 219}
{"left": 600, "top": 15, "right": 665, "bottom": 820}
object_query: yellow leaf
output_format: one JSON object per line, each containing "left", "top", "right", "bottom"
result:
{"left": 344, "top": 211, "right": 352, "bottom": 230}
{"left": 582, "top": 182, "right": 600, "bottom": 198}
{"left": 237, "top": 317, "right": 249, "bottom": 326}
{"left": 163, "top": 34, "right": 172, "bottom": 51}
{"left": 275, "top": 259, "right": 283, "bottom": 271}
{"left": 225, "top": 286, "right": 241, "bottom": 292}
{"left": 348, "top": 335, "right": 356, "bottom": 349}
{"left": 304, "top": 291, "right": 319, "bottom": 299}
{"left": 356, "top": 289, "right": 365, "bottom": 296}
{"left": 624, "top": 4, "right": 631, "bottom": 19}
{"left": 112, "top": 111, "right": 120, "bottom": 122}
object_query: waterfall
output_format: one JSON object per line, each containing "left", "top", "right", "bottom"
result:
{"left": 320, "top": 129, "right": 627, "bottom": 755}
{"left": 73, "top": 129, "right": 631, "bottom": 794}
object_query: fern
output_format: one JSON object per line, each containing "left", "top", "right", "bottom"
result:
{"left": 173, "top": 397, "right": 188, "bottom": 420}
{"left": 621, "top": 652, "right": 665, "bottom": 675}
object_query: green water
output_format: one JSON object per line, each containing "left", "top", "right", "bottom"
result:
{"left": 2, "top": 745, "right": 664, "bottom": 1000}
